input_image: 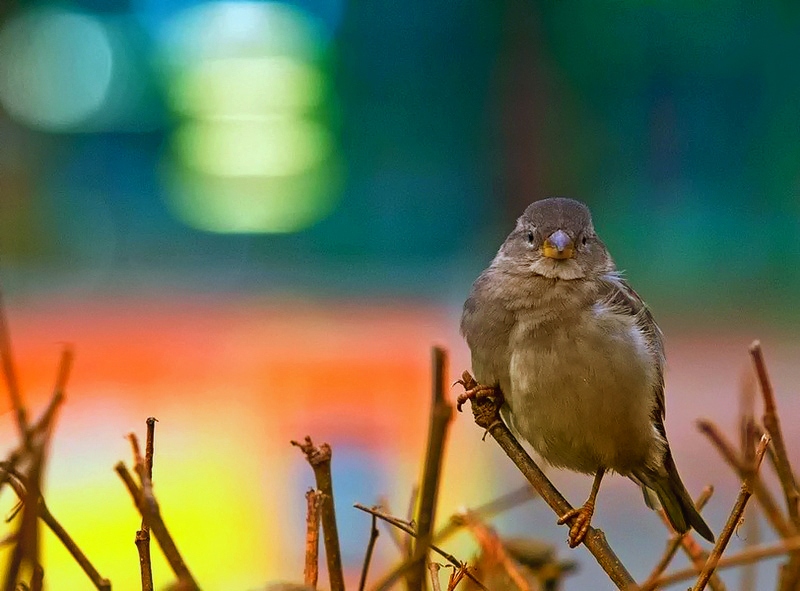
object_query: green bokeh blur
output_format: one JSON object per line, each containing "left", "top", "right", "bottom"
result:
{"left": 0, "top": 0, "right": 798, "bottom": 320}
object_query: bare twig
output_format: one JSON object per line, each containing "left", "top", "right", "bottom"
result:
{"left": 0, "top": 290, "right": 28, "bottom": 443}
{"left": 408, "top": 347, "right": 454, "bottom": 591}
{"left": 456, "top": 511, "right": 532, "bottom": 591}
{"left": 697, "top": 419, "right": 794, "bottom": 539}
{"left": 3, "top": 350, "right": 70, "bottom": 591}
{"left": 1, "top": 469, "right": 110, "bottom": 590}
{"left": 749, "top": 342, "right": 800, "bottom": 526}
{"left": 692, "top": 434, "right": 770, "bottom": 591}
{"left": 354, "top": 504, "right": 488, "bottom": 591}
{"left": 434, "top": 486, "right": 536, "bottom": 545}
{"left": 460, "top": 381, "right": 636, "bottom": 589}
{"left": 404, "top": 485, "right": 418, "bottom": 561}
{"left": 291, "top": 437, "right": 344, "bottom": 591}
{"left": 446, "top": 565, "right": 469, "bottom": 591}
{"left": 132, "top": 418, "right": 157, "bottom": 591}
{"left": 644, "top": 485, "right": 714, "bottom": 587}
{"left": 428, "top": 562, "right": 441, "bottom": 591}
{"left": 115, "top": 462, "right": 199, "bottom": 591}
{"left": 304, "top": 489, "right": 322, "bottom": 589}
{"left": 359, "top": 512, "right": 380, "bottom": 591}
{"left": 640, "top": 536, "right": 800, "bottom": 590}
{"left": 750, "top": 342, "right": 800, "bottom": 591}
{"left": 376, "top": 496, "right": 408, "bottom": 553}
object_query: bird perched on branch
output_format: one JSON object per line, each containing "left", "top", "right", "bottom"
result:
{"left": 459, "top": 197, "right": 714, "bottom": 547}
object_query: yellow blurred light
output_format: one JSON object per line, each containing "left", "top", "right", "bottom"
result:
{"left": 171, "top": 56, "right": 325, "bottom": 118}
{"left": 175, "top": 118, "right": 332, "bottom": 177}
{"left": 0, "top": 8, "right": 113, "bottom": 130}
{"left": 165, "top": 155, "right": 342, "bottom": 233}
{"left": 162, "top": 1, "right": 340, "bottom": 234}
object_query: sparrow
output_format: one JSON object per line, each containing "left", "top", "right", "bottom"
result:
{"left": 459, "top": 197, "right": 714, "bottom": 547}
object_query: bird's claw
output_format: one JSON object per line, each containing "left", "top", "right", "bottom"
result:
{"left": 454, "top": 371, "right": 503, "bottom": 412}
{"left": 558, "top": 502, "right": 595, "bottom": 548}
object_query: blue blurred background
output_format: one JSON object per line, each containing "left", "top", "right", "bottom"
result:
{"left": 1, "top": 1, "right": 800, "bottom": 589}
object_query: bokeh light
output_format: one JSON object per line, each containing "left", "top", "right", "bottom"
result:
{"left": 0, "top": 8, "right": 113, "bottom": 131}
{"left": 161, "top": 1, "right": 341, "bottom": 234}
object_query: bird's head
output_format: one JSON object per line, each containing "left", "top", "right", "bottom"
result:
{"left": 496, "top": 197, "right": 613, "bottom": 280}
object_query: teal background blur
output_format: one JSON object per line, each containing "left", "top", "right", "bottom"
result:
{"left": 1, "top": 2, "right": 800, "bottom": 591}
{"left": 1, "top": 0, "right": 799, "bottom": 319}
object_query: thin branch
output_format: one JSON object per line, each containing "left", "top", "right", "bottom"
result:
{"left": 434, "top": 486, "right": 537, "bottom": 545}
{"left": 354, "top": 504, "right": 488, "bottom": 591}
{"left": 691, "top": 434, "right": 770, "bottom": 591}
{"left": 358, "top": 513, "right": 380, "bottom": 591}
{"left": 3, "top": 350, "right": 69, "bottom": 591}
{"left": 404, "top": 485, "right": 418, "bottom": 565}
{"left": 456, "top": 511, "right": 532, "bottom": 591}
{"left": 132, "top": 418, "right": 157, "bottom": 591}
{"left": 291, "top": 437, "right": 344, "bottom": 591}
{"left": 304, "top": 489, "right": 322, "bottom": 589}
{"left": 446, "top": 565, "right": 469, "bottom": 591}
{"left": 0, "top": 290, "right": 28, "bottom": 443}
{"left": 114, "top": 462, "right": 199, "bottom": 591}
{"left": 376, "top": 496, "right": 409, "bottom": 553}
{"left": 408, "top": 347, "right": 454, "bottom": 591}
{"left": 640, "top": 536, "right": 800, "bottom": 590}
{"left": 697, "top": 419, "right": 795, "bottom": 539}
{"left": 427, "top": 562, "right": 441, "bottom": 591}
{"left": 749, "top": 341, "right": 800, "bottom": 527}
{"left": 460, "top": 382, "right": 636, "bottom": 589}
{"left": 1, "top": 469, "right": 110, "bottom": 590}
{"left": 644, "top": 485, "right": 714, "bottom": 587}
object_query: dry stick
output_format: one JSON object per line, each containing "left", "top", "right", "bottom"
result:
{"left": 644, "top": 485, "right": 714, "bottom": 587}
{"left": 0, "top": 290, "right": 29, "bottom": 443}
{"left": 641, "top": 535, "right": 800, "bottom": 590}
{"left": 30, "top": 562, "right": 43, "bottom": 591}
{"left": 457, "top": 511, "right": 532, "bottom": 591}
{"left": 305, "top": 489, "right": 323, "bottom": 589}
{"left": 691, "top": 434, "right": 770, "bottom": 591}
{"left": 3, "top": 443, "right": 42, "bottom": 591}
{"left": 3, "top": 348, "right": 71, "bottom": 591}
{"left": 446, "top": 565, "right": 468, "bottom": 591}
{"left": 738, "top": 372, "right": 758, "bottom": 591}
{"left": 435, "top": 486, "right": 537, "bottom": 546}
{"left": 404, "top": 486, "right": 419, "bottom": 565}
{"left": 376, "top": 496, "right": 409, "bottom": 553}
{"left": 697, "top": 419, "right": 795, "bottom": 539}
{"left": 427, "top": 562, "right": 441, "bottom": 591}
{"left": 358, "top": 513, "right": 380, "bottom": 591}
{"left": 463, "top": 392, "right": 636, "bottom": 589}
{"left": 354, "top": 504, "right": 488, "bottom": 591}
{"left": 115, "top": 462, "right": 199, "bottom": 591}
{"left": 291, "top": 437, "right": 345, "bottom": 591}
{"left": 749, "top": 342, "right": 800, "bottom": 527}
{"left": 133, "top": 418, "right": 158, "bottom": 591}
{"left": 407, "top": 347, "right": 454, "bottom": 591}
{"left": 749, "top": 342, "right": 800, "bottom": 591}
{"left": 2, "top": 470, "right": 110, "bottom": 590}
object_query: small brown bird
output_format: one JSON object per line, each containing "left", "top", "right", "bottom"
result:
{"left": 460, "top": 197, "right": 714, "bottom": 547}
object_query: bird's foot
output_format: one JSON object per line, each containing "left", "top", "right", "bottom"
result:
{"left": 454, "top": 371, "right": 504, "bottom": 412}
{"left": 558, "top": 501, "right": 595, "bottom": 548}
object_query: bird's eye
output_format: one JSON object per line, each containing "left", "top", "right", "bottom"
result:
{"left": 527, "top": 231, "right": 534, "bottom": 244}
{"left": 581, "top": 235, "right": 588, "bottom": 246}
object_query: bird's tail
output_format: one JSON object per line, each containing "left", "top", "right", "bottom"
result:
{"left": 634, "top": 454, "right": 715, "bottom": 542}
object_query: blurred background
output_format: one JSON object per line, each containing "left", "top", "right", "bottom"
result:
{"left": 0, "top": 0, "right": 799, "bottom": 589}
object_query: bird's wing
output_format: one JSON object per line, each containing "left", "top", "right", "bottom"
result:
{"left": 599, "top": 272, "right": 666, "bottom": 420}
{"left": 460, "top": 269, "right": 516, "bottom": 389}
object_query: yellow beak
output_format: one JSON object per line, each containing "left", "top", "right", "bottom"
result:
{"left": 542, "top": 229, "right": 575, "bottom": 259}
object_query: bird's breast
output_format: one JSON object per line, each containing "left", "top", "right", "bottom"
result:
{"left": 505, "top": 303, "right": 663, "bottom": 475}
